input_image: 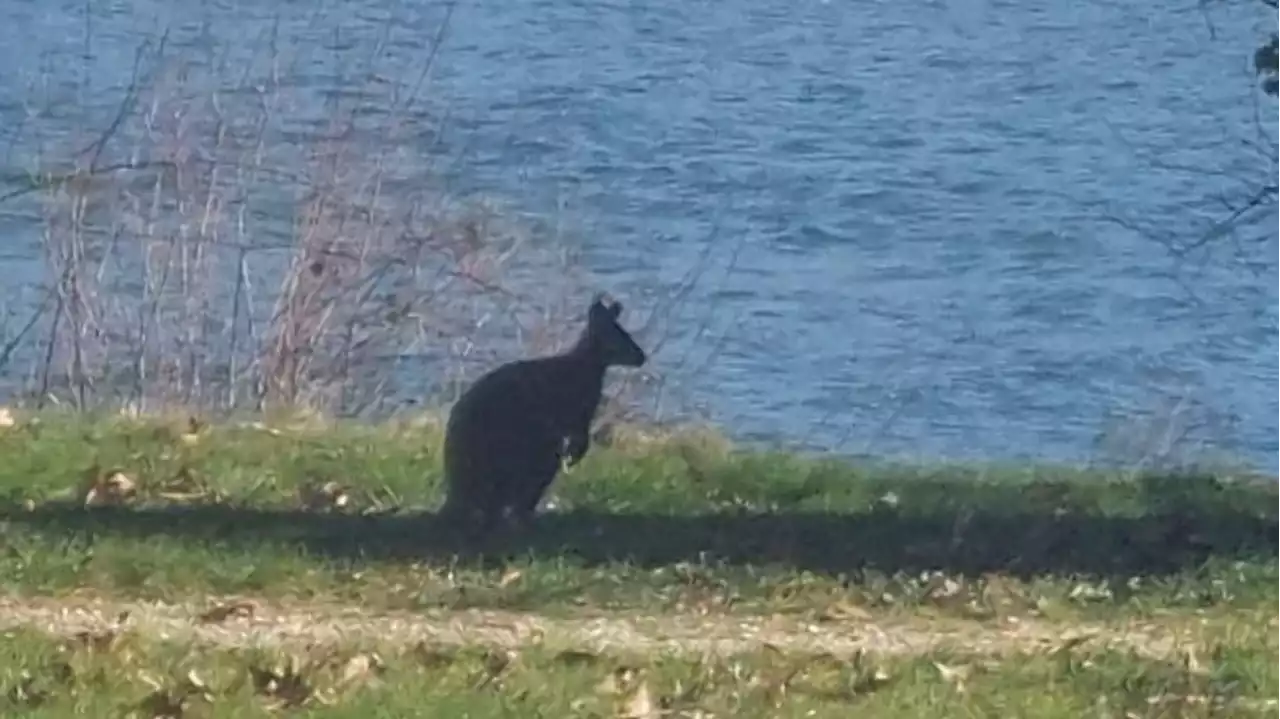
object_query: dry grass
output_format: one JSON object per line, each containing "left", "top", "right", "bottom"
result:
{"left": 0, "top": 593, "right": 1238, "bottom": 660}
{"left": 0, "top": 607, "right": 1273, "bottom": 718}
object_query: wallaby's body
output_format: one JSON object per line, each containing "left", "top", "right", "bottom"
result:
{"left": 440, "top": 294, "right": 646, "bottom": 532}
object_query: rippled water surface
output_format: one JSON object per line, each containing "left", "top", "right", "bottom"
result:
{"left": 1, "top": 0, "right": 1276, "bottom": 470}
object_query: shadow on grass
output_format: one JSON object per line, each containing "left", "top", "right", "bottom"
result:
{"left": 1, "top": 498, "right": 1275, "bottom": 579}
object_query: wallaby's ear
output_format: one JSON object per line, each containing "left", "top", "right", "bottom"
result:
{"left": 591, "top": 292, "right": 623, "bottom": 320}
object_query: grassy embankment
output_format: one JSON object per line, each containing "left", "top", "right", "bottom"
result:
{"left": 0, "top": 410, "right": 1275, "bottom": 717}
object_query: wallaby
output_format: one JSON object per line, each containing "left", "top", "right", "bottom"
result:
{"left": 439, "top": 293, "right": 647, "bottom": 533}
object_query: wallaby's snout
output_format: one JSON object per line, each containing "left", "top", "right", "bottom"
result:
{"left": 589, "top": 294, "right": 647, "bottom": 368}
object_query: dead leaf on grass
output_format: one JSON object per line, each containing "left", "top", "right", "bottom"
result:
{"left": 0, "top": 407, "right": 15, "bottom": 428}
{"left": 933, "top": 661, "right": 972, "bottom": 693}
{"left": 1068, "top": 581, "right": 1113, "bottom": 603}
{"left": 83, "top": 468, "right": 138, "bottom": 508}
{"left": 182, "top": 670, "right": 211, "bottom": 696}
{"left": 921, "top": 573, "right": 968, "bottom": 605}
{"left": 619, "top": 680, "right": 662, "bottom": 719}
{"left": 339, "top": 652, "right": 386, "bottom": 688}
{"left": 133, "top": 669, "right": 213, "bottom": 719}
{"left": 597, "top": 666, "right": 642, "bottom": 696}
{"left": 815, "top": 599, "right": 873, "bottom": 623}
{"left": 498, "top": 567, "right": 524, "bottom": 589}
{"left": 197, "top": 600, "right": 257, "bottom": 624}
{"left": 298, "top": 480, "right": 352, "bottom": 512}
{"left": 6, "top": 670, "right": 50, "bottom": 708}
{"left": 70, "top": 628, "right": 120, "bottom": 653}
{"left": 851, "top": 665, "right": 893, "bottom": 696}
{"left": 156, "top": 466, "right": 218, "bottom": 504}
{"left": 248, "top": 421, "right": 284, "bottom": 437}
{"left": 248, "top": 658, "right": 314, "bottom": 709}
{"left": 1049, "top": 634, "right": 1095, "bottom": 659}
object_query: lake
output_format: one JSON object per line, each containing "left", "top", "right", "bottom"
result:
{"left": 0, "top": 0, "right": 1276, "bottom": 471}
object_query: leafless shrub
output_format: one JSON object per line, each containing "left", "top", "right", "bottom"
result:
{"left": 0, "top": 18, "right": 741, "bottom": 433}
{"left": 0, "top": 19, "right": 599, "bottom": 418}
{"left": 1090, "top": 379, "right": 1244, "bottom": 474}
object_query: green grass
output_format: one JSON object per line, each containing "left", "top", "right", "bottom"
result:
{"left": 0, "top": 624, "right": 1274, "bottom": 718}
{"left": 0, "top": 410, "right": 1274, "bottom": 620}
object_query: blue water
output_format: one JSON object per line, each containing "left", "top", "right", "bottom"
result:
{"left": 0, "top": 0, "right": 1276, "bottom": 471}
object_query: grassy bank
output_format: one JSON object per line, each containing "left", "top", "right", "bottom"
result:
{"left": 0, "top": 410, "right": 1273, "bottom": 618}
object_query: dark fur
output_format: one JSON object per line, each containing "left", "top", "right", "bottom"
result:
{"left": 440, "top": 293, "right": 647, "bottom": 533}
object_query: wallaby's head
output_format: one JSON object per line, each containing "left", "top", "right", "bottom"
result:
{"left": 575, "top": 293, "right": 647, "bottom": 368}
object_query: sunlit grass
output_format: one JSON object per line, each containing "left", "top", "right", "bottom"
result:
{"left": 0, "top": 624, "right": 1274, "bottom": 718}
